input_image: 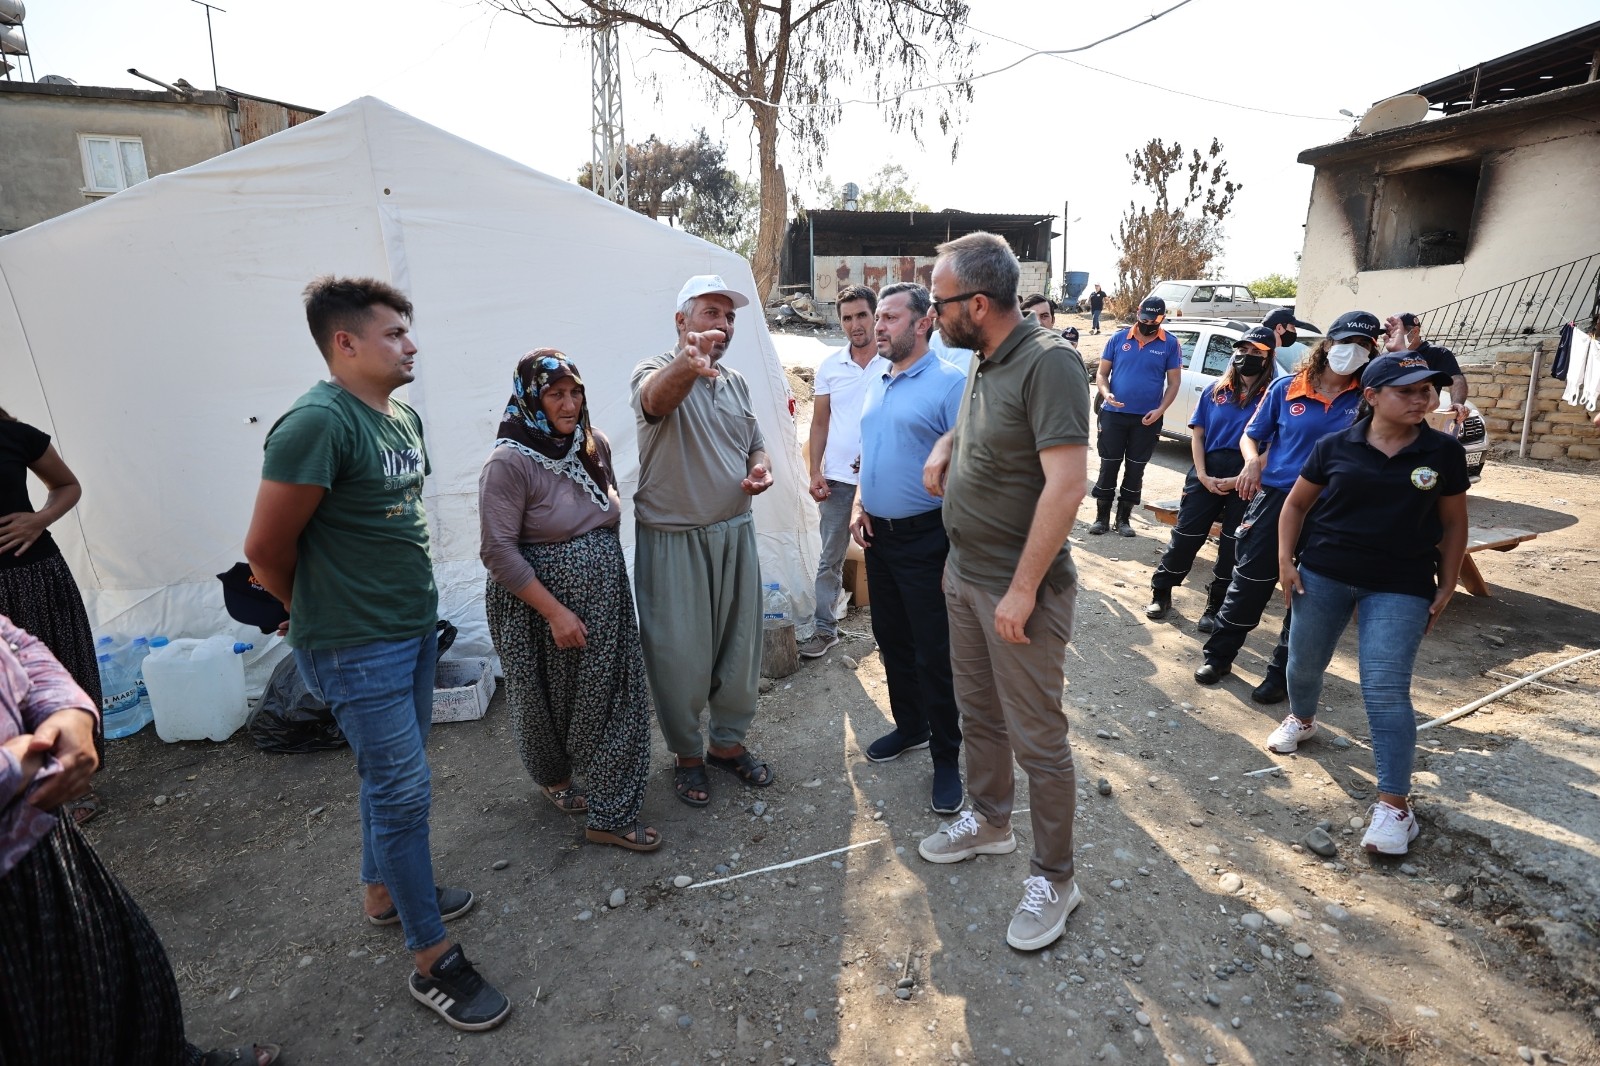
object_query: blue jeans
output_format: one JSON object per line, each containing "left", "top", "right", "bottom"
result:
{"left": 1285, "top": 567, "right": 1431, "bottom": 797}
{"left": 1091, "top": 307, "right": 1102, "bottom": 331}
{"left": 296, "top": 629, "right": 443, "bottom": 952}
{"left": 812, "top": 479, "right": 857, "bottom": 637}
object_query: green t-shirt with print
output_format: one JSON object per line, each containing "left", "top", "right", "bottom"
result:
{"left": 262, "top": 380, "right": 437, "bottom": 649}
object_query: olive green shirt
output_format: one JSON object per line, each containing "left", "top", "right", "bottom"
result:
{"left": 630, "top": 352, "right": 766, "bottom": 531}
{"left": 943, "top": 320, "right": 1091, "bottom": 595}
{"left": 262, "top": 381, "right": 438, "bottom": 649}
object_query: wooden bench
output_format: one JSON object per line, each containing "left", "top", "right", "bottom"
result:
{"left": 1140, "top": 500, "right": 1536, "bottom": 597}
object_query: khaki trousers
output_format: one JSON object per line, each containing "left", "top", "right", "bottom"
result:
{"left": 944, "top": 567, "right": 1078, "bottom": 883}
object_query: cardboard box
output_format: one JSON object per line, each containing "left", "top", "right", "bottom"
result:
{"left": 431, "top": 657, "right": 496, "bottom": 723}
{"left": 843, "top": 541, "right": 869, "bottom": 607}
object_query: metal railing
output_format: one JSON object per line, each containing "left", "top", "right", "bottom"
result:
{"left": 1416, "top": 252, "right": 1600, "bottom": 359}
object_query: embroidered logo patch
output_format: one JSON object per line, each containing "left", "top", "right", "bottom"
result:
{"left": 1411, "top": 466, "right": 1439, "bottom": 490}
{"left": 1289, "top": 401, "right": 1306, "bottom": 416}
{"left": 1121, "top": 342, "right": 1133, "bottom": 352}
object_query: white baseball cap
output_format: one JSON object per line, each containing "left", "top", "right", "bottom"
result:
{"left": 676, "top": 274, "right": 750, "bottom": 309}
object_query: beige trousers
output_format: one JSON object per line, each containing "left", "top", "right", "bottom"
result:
{"left": 944, "top": 567, "right": 1078, "bottom": 883}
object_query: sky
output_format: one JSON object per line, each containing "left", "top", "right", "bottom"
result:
{"left": 10, "top": 0, "right": 1596, "bottom": 294}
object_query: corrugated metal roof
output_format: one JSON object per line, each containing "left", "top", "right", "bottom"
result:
{"left": 1400, "top": 20, "right": 1600, "bottom": 115}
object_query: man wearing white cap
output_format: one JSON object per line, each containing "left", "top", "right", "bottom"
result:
{"left": 631, "top": 275, "right": 777, "bottom": 807}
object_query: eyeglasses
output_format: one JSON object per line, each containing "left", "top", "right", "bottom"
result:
{"left": 931, "top": 291, "right": 994, "bottom": 314}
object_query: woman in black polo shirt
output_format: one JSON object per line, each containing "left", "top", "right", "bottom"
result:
{"left": 1268, "top": 353, "right": 1469, "bottom": 856}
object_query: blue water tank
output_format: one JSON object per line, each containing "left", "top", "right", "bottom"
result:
{"left": 1062, "top": 271, "right": 1090, "bottom": 301}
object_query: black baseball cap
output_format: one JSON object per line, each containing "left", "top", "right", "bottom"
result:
{"left": 1361, "top": 353, "right": 1452, "bottom": 390}
{"left": 1061, "top": 326, "right": 1080, "bottom": 342}
{"left": 1262, "top": 307, "right": 1318, "bottom": 332}
{"left": 1399, "top": 312, "right": 1421, "bottom": 330}
{"left": 1137, "top": 296, "right": 1166, "bottom": 320}
{"left": 217, "top": 562, "right": 289, "bottom": 633}
{"left": 1327, "top": 310, "right": 1383, "bottom": 341}
{"left": 1233, "top": 325, "right": 1277, "bottom": 351}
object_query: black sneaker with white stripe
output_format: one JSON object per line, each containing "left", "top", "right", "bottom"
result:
{"left": 409, "top": 944, "right": 511, "bottom": 1031}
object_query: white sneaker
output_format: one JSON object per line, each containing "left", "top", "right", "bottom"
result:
{"left": 1006, "top": 875, "right": 1082, "bottom": 951}
{"left": 1361, "top": 801, "right": 1420, "bottom": 855}
{"left": 1265, "top": 714, "right": 1318, "bottom": 754}
{"left": 917, "top": 810, "right": 1017, "bottom": 864}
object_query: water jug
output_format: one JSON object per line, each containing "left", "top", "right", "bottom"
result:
{"left": 97, "top": 651, "right": 145, "bottom": 739}
{"left": 124, "top": 636, "right": 155, "bottom": 735}
{"left": 144, "top": 637, "right": 254, "bottom": 742}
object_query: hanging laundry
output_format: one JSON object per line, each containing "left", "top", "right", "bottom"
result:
{"left": 1551, "top": 322, "right": 1573, "bottom": 381}
{"left": 1560, "top": 326, "right": 1597, "bottom": 412}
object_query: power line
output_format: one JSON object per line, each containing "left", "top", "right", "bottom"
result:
{"left": 960, "top": 19, "right": 1346, "bottom": 123}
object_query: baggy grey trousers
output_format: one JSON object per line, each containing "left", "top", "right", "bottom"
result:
{"left": 634, "top": 512, "right": 763, "bottom": 758}
{"left": 944, "top": 566, "right": 1079, "bottom": 883}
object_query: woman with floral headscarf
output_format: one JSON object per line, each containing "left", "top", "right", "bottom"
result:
{"left": 479, "top": 350, "right": 659, "bottom": 852}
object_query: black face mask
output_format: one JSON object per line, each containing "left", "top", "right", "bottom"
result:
{"left": 1232, "top": 353, "right": 1268, "bottom": 376}
{"left": 1279, "top": 330, "right": 1298, "bottom": 347}
{"left": 1136, "top": 321, "right": 1159, "bottom": 336}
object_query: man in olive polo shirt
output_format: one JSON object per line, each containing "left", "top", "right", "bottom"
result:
{"left": 915, "top": 232, "right": 1092, "bottom": 954}
{"left": 632, "top": 275, "right": 777, "bottom": 807}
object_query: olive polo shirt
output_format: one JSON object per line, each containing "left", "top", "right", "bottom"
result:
{"left": 943, "top": 320, "right": 1092, "bottom": 595}
{"left": 630, "top": 351, "right": 766, "bottom": 531}
{"left": 1296, "top": 419, "right": 1469, "bottom": 600}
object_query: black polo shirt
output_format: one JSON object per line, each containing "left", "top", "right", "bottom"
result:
{"left": 1296, "top": 419, "right": 1469, "bottom": 600}
{"left": 1416, "top": 341, "right": 1462, "bottom": 379}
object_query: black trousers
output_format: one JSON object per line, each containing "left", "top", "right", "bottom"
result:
{"left": 1200, "top": 486, "right": 1292, "bottom": 677}
{"left": 863, "top": 511, "right": 962, "bottom": 768}
{"left": 1152, "top": 450, "right": 1247, "bottom": 593}
{"left": 1093, "top": 410, "right": 1163, "bottom": 505}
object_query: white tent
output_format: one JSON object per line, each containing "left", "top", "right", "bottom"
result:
{"left": 0, "top": 96, "right": 817, "bottom": 678}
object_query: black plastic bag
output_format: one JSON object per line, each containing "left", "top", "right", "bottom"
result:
{"left": 248, "top": 654, "right": 346, "bottom": 754}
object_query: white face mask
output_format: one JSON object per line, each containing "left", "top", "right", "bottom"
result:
{"left": 1327, "top": 342, "right": 1369, "bottom": 375}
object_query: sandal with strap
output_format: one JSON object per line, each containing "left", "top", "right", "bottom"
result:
{"left": 673, "top": 762, "right": 711, "bottom": 807}
{"left": 707, "top": 749, "right": 775, "bottom": 788}
{"left": 543, "top": 785, "right": 587, "bottom": 814}
{"left": 585, "top": 823, "right": 663, "bottom": 852}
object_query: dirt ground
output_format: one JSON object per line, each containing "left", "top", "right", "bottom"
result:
{"left": 86, "top": 348, "right": 1600, "bottom": 1065}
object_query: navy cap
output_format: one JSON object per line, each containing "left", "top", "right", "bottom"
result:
{"left": 1137, "top": 296, "right": 1166, "bottom": 320}
{"left": 1061, "top": 326, "right": 1080, "bottom": 342}
{"left": 1262, "top": 307, "right": 1318, "bottom": 332}
{"left": 217, "top": 561, "right": 289, "bottom": 633}
{"left": 1233, "top": 325, "right": 1277, "bottom": 351}
{"left": 1362, "top": 352, "right": 1451, "bottom": 390}
{"left": 1399, "top": 312, "right": 1420, "bottom": 331}
{"left": 1326, "top": 310, "right": 1383, "bottom": 341}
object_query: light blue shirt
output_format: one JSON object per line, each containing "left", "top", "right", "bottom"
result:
{"left": 929, "top": 329, "right": 975, "bottom": 371}
{"left": 858, "top": 350, "right": 966, "bottom": 520}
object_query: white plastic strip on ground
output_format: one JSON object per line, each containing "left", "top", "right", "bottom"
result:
{"left": 690, "top": 836, "right": 887, "bottom": 889}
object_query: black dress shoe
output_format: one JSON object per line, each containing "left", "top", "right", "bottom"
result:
{"left": 1251, "top": 674, "right": 1288, "bottom": 704}
{"left": 1193, "top": 662, "right": 1231, "bottom": 685}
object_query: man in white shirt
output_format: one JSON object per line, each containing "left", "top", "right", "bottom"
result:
{"left": 800, "top": 285, "right": 885, "bottom": 658}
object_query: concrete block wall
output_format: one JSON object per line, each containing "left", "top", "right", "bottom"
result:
{"left": 1467, "top": 348, "right": 1600, "bottom": 461}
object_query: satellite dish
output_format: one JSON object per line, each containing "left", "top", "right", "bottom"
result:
{"left": 39, "top": 74, "right": 77, "bottom": 86}
{"left": 0, "top": 0, "right": 24, "bottom": 27}
{"left": 0, "top": 22, "right": 24, "bottom": 55}
{"left": 1357, "top": 93, "right": 1430, "bottom": 134}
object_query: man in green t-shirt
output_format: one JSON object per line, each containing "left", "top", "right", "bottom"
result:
{"left": 244, "top": 277, "right": 509, "bottom": 1032}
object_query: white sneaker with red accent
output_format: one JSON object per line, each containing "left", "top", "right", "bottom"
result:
{"left": 1265, "top": 714, "right": 1318, "bottom": 754}
{"left": 1361, "top": 801, "right": 1420, "bottom": 856}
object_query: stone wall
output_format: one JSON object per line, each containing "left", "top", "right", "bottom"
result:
{"left": 1468, "top": 348, "right": 1600, "bottom": 461}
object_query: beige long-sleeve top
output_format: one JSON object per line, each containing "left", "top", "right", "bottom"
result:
{"left": 478, "top": 431, "right": 621, "bottom": 593}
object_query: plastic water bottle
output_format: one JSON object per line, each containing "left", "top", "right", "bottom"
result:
{"left": 124, "top": 637, "right": 155, "bottom": 734}
{"left": 98, "top": 651, "right": 145, "bottom": 739}
{"left": 762, "top": 582, "right": 790, "bottom": 629}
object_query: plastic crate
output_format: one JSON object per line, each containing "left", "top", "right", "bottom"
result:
{"left": 431, "top": 657, "right": 495, "bottom": 723}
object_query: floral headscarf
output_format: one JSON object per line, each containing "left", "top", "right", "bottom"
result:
{"left": 493, "top": 349, "right": 614, "bottom": 506}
